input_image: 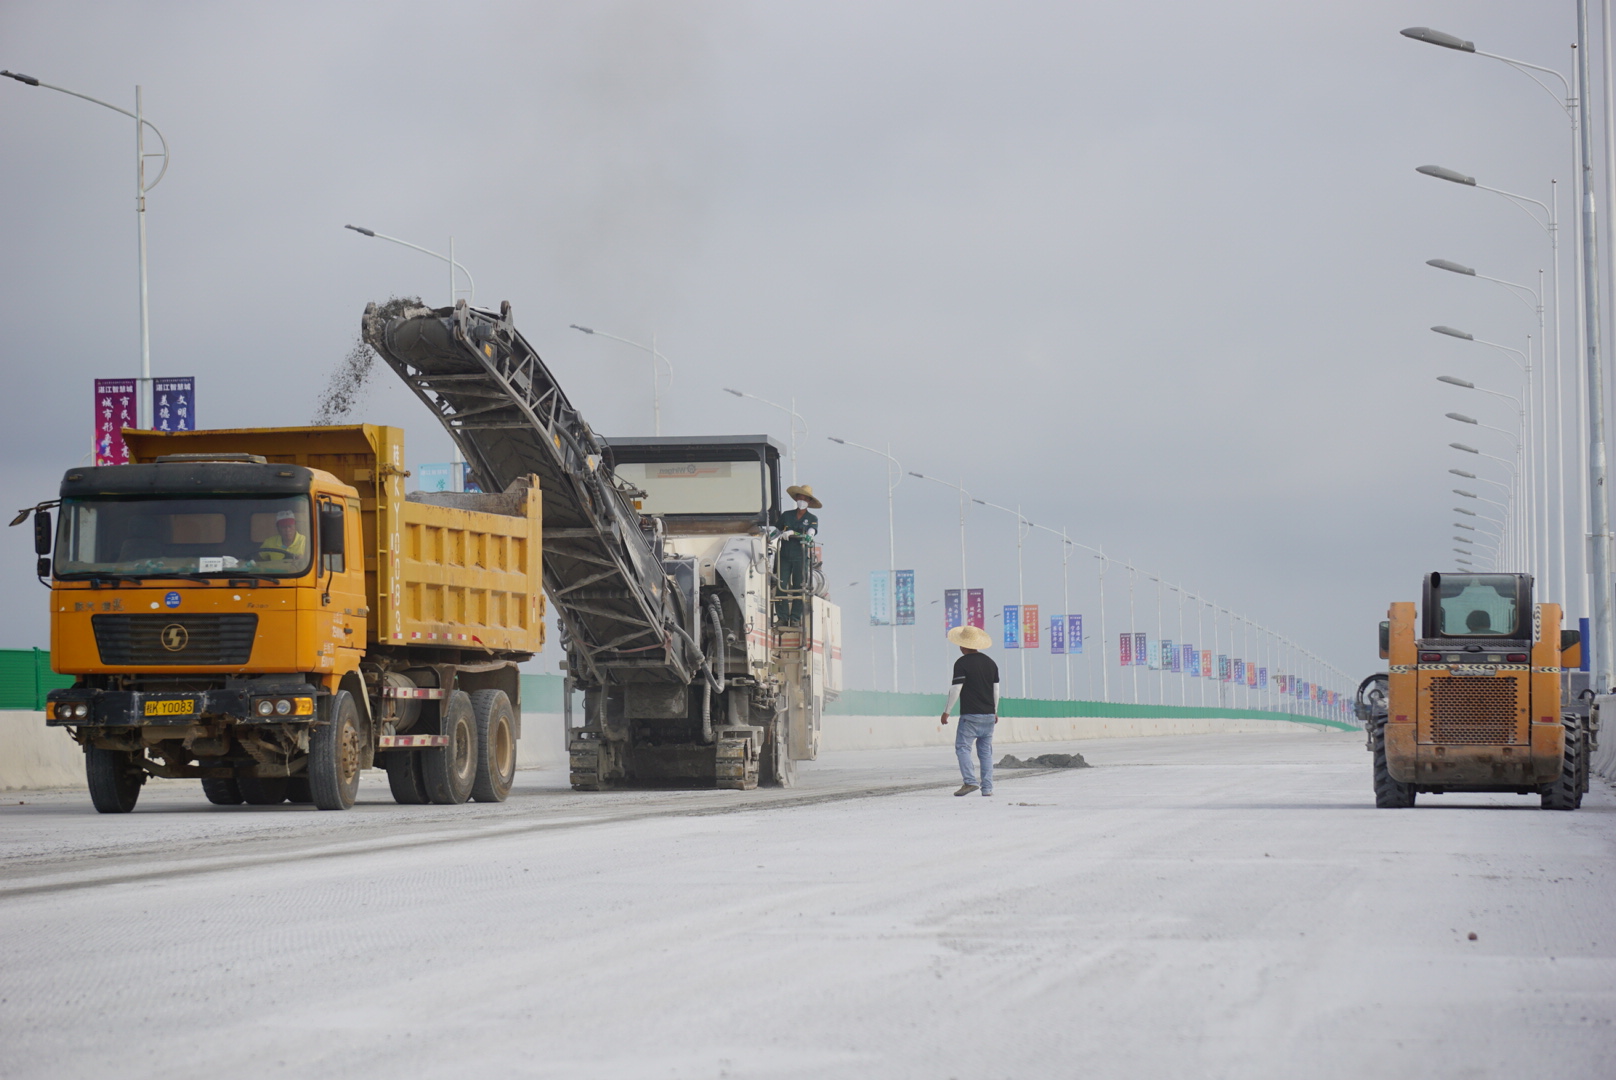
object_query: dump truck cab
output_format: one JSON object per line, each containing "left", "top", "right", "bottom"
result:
{"left": 1369, "top": 572, "right": 1588, "bottom": 809}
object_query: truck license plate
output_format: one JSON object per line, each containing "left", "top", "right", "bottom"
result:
{"left": 144, "top": 699, "right": 196, "bottom": 717}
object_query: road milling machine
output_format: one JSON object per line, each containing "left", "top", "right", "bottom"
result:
{"left": 1355, "top": 572, "right": 1592, "bottom": 809}
{"left": 362, "top": 299, "right": 841, "bottom": 791}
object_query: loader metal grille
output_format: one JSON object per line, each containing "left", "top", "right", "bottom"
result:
{"left": 1427, "top": 676, "right": 1521, "bottom": 744}
{"left": 92, "top": 614, "right": 258, "bottom": 666}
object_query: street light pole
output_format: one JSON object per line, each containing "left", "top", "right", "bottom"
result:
{"left": 576, "top": 325, "right": 674, "bottom": 436}
{"left": 725, "top": 389, "right": 803, "bottom": 484}
{"left": 972, "top": 497, "right": 1031, "bottom": 697}
{"left": 3, "top": 72, "right": 171, "bottom": 429}
{"left": 829, "top": 436, "right": 904, "bottom": 692}
{"left": 909, "top": 472, "right": 970, "bottom": 614}
{"left": 345, "top": 225, "right": 476, "bottom": 307}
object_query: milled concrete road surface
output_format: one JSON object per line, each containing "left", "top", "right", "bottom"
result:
{"left": 1, "top": 730, "right": 1611, "bottom": 1079}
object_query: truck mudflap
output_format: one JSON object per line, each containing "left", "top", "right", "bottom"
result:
{"left": 45, "top": 685, "right": 323, "bottom": 727}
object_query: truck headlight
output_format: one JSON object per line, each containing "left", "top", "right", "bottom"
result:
{"left": 275, "top": 699, "right": 292, "bottom": 716}
{"left": 255, "top": 699, "right": 275, "bottom": 717}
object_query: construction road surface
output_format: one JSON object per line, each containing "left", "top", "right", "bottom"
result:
{"left": 1, "top": 730, "right": 1612, "bottom": 1080}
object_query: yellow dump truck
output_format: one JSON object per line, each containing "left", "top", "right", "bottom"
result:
{"left": 20, "top": 425, "right": 543, "bottom": 812}
{"left": 1362, "top": 572, "right": 1587, "bottom": 810}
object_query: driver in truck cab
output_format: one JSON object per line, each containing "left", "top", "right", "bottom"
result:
{"left": 258, "top": 509, "right": 307, "bottom": 562}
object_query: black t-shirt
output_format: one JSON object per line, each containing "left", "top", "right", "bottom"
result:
{"left": 952, "top": 651, "right": 999, "bottom": 715}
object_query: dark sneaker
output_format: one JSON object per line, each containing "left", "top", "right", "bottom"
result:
{"left": 954, "top": 784, "right": 979, "bottom": 797}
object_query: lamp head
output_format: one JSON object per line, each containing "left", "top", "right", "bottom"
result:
{"left": 1427, "top": 259, "right": 1476, "bottom": 276}
{"left": 344, "top": 224, "right": 376, "bottom": 237}
{"left": 1417, "top": 164, "right": 1478, "bottom": 186}
{"left": 1401, "top": 27, "right": 1476, "bottom": 52}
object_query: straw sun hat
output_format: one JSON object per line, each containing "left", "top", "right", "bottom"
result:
{"left": 947, "top": 624, "right": 992, "bottom": 650}
{"left": 785, "top": 484, "right": 822, "bottom": 509}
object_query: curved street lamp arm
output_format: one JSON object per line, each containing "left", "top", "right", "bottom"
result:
{"left": 826, "top": 436, "right": 903, "bottom": 487}
{"left": 1470, "top": 48, "right": 1574, "bottom": 110}
{"left": 1474, "top": 182, "right": 1554, "bottom": 233}
{"left": 3, "top": 74, "right": 171, "bottom": 192}
{"left": 349, "top": 227, "right": 475, "bottom": 298}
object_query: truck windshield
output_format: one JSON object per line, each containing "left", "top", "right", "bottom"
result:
{"left": 54, "top": 495, "right": 314, "bottom": 578}
{"left": 614, "top": 460, "right": 764, "bottom": 515}
{"left": 1434, "top": 574, "right": 1519, "bottom": 637}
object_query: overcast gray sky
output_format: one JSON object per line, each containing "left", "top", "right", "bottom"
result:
{"left": 0, "top": 1, "right": 1595, "bottom": 702}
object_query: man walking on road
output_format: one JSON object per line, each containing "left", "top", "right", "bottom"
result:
{"left": 940, "top": 624, "right": 999, "bottom": 796}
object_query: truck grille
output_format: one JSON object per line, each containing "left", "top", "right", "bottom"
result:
{"left": 91, "top": 614, "right": 258, "bottom": 666}
{"left": 1427, "top": 676, "right": 1521, "bottom": 744}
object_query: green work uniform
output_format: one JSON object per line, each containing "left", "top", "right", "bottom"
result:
{"left": 775, "top": 508, "right": 818, "bottom": 622}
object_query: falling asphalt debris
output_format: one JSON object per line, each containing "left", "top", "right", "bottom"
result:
{"left": 997, "top": 752, "right": 1089, "bottom": 769}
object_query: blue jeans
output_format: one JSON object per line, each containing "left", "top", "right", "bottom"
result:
{"left": 955, "top": 714, "right": 996, "bottom": 792}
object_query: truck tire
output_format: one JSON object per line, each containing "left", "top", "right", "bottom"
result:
{"left": 1371, "top": 719, "right": 1416, "bottom": 808}
{"left": 309, "top": 690, "right": 363, "bottom": 811}
{"left": 201, "top": 777, "right": 244, "bottom": 805}
{"left": 385, "top": 750, "right": 429, "bottom": 804}
{"left": 470, "top": 689, "right": 516, "bottom": 803}
{"left": 1541, "top": 714, "right": 1585, "bottom": 810}
{"left": 86, "top": 745, "right": 145, "bottom": 814}
{"left": 238, "top": 776, "right": 289, "bottom": 805}
{"left": 421, "top": 690, "right": 476, "bottom": 805}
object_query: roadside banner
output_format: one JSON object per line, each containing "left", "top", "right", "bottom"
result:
{"left": 1003, "top": 605, "right": 1021, "bottom": 648}
{"left": 1049, "top": 615, "right": 1066, "bottom": 655}
{"left": 1182, "top": 644, "right": 1196, "bottom": 675}
{"left": 1165, "top": 639, "right": 1178, "bottom": 673}
{"left": 1133, "top": 631, "right": 1147, "bottom": 666}
{"left": 151, "top": 377, "right": 195, "bottom": 432}
{"left": 1258, "top": 666, "right": 1268, "bottom": 690}
{"left": 1069, "top": 614, "right": 1083, "bottom": 654}
{"left": 462, "top": 462, "right": 483, "bottom": 493}
{"left": 1201, "top": 650, "right": 1212, "bottom": 677}
{"left": 1147, "top": 639, "right": 1159, "bottom": 670}
{"left": 895, "top": 570, "right": 915, "bottom": 625}
{"left": 1119, "top": 632, "right": 1133, "bottom": 666}
{"left": 1234, "top": 659, "right": 1245, "bottom": 684}
{"left": 944, "top": 589, "right": 962, "bottom": 629}
{"left": 1247, "top": 663, "right": 1257, "bottom": 688}
{"left": 967, "top": 588, "right": 985, "bottom": 628}
{"left": 1022, "top": 604, "right": 1039, "bottom": 649}
{"left": 418, "top": 463, "right": 454, "bottom": 492}
{"left": 93, "top": 379, "right": 138, "bottom": 466}
{"left": 1218, "top": 655, "right": 1229, "bottom": 681}
{"left": 870, "top": 571, "right": 892, "bottom": 626}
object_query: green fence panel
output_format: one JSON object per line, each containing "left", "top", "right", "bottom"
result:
{"left": 0, "top": 649, "right": 75, "bottom": 711}
{"left": 826, "top": 687, "right": 1354, "bottom": 731}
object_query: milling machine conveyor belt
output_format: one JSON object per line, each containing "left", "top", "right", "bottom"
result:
{"left": 362, "top": 299, "right": 697, "bottom": 687}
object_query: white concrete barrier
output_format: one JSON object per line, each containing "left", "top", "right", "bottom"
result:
{"left": 820, "top": 713, "right": 1325, "bottom": 752}
{"left": 0, "top": 712, "right": 85, "bottom": 792}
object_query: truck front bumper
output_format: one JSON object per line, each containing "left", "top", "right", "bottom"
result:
{"left": 45, "top": 685, "right": 322, "bottom": 728}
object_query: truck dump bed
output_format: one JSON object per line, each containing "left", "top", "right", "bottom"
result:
{"left": 125, "top": 425, "right": 544, "bottom": 655}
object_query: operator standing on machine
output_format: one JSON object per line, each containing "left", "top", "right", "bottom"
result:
{"left": 775, "top": 484, "right": 820, "bottom": 622}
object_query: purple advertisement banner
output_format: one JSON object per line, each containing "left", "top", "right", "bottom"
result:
{"left": 967, "top": 588, "right": 985, "bottom": 629}
{"left": 151, "top": 377, "right": 195, "bottom": 433}
{"left": 94, "top": 379, "right": 138, "bottom": 466}
{"left": 944, "top": 589, "right": 962, "bottom": 629}
{"left": 1133, "top": 631, "right": 1147, "bottom": 667}
{"left": 1069, "top": 614, "right": 1083, "bottom": 655}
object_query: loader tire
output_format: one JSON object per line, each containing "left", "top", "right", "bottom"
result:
{"left": 309, "top": 690, "right": 363, "bottom": 811}
{"left": 1541, "top": 714, "right": 1585, "bottom": 810}
{"left": 86, "top": 745, "right": 145, "bottom": 814}
{"left": 201, "top": 777, "right": 244, "bottom": 805}
{"left": 470, "top": 689, "right": 517, "bottom": 803}
{"left": 385, "top": 750, "right": 429, "bottom": 804}
{"left": 238, "top": 776, "right": 289, "bottom": 805}
{"left": 421, "top": 690, "right": 476, "bottom": 805}
{"left": 1371, "top": 719, "right": 1416, "bottom": 808}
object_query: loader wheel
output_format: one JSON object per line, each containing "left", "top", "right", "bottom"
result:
{"left": 1371, "top": 719, "right": 1416, "bottom": 808}
{"left": 385, "top": 750, "right": 429, "bottom": 804}
{"left": 238, "top": 776, "right": 289, "bottom": 805}
{"left": 421, "top": 690, "right": 476, "bottom": 805}
{"left": 309, "top": 691, "right": 363, "bottom": 811}
{"left": 201, "top": 777, "right": 244, "bottom": 805}
{"left": 470, "top": 689, "right": 517, "bottom": 803}
{"left": 86, "top": 745, "right": 145, "bottom": 814}
{"left": 1541, "top": 714, "right": 1585, "bottom": 811}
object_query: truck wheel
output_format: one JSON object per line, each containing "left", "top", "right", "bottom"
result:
{"left": 470, "top": 689, "right": 517, "bottom": 803}
{"left": 309, "top": 691, "right": 363, "bottom": 811}
{"left": 86, "top": 745, "right": 145, "bottom": 813}
{"left": 238, "top": 777, "right": 289, "bottom": 805}
{"left": 1541, "top": 714, "right": 1585, "bottom": 810}
{"left": 201, "top": 777, "right": 243, "bottom": 805}
{"left": 421, "top": 690, "right": 476, "bottom": 805}
{"left": 1371, "top": 719, "right": 1416, "bottom": 808}
{"left": 385, "top": 751, "right": 429, "bottom": 804}
{"left": 761, "top": 707, "right": 794, "bottom": 787}
{"left": 285, "top": 777, "right": 313, "bottom": 804}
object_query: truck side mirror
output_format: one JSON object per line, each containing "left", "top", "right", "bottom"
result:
{"left": 1561, "top": 628, "right": 1581, "bottom": 650}
{"left": 36, "top": 557, "right": 50, "bottom": 578}
{"left": 33, "top": 510, "right": 52, "bottom": 556}
{"left": 1378, "top": 620, "right": 1390, "bottom": 660}
{"left": 319, "top": 503, "right": 346, "bottom": 558}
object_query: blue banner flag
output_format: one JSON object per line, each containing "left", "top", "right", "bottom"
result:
{"left": 1165, "top": 639, "right": 1178, "bottom": 673}
{"left": 870, "top": 571, "right": 892, "bottom": 626}
{"left": 152, "top": 377, "right": 195, "bottom": 433}
{"left": 1181, "top": 644, "right": 1195, "bottom": 676}
{"left": 1003, "top": 605, "right": 1021, "bottom": 648}
{"left": 1133, "top": 631, "right": 1147, "bottom": 666}
{"left": 1234, "top": 659, "right": 1245, "bottom": 684}
{"left": 1258, "top": 666, "right": 1268, "bottom": 690}
{"left": 1049, "top": 614, "right": 1066, "bottom": 654}
{"left": 1069, "top": 614, "right": 1083, "bottom": 654}
{"left": 418, "top": 463, "right": 454, "bottom": 492}
{"left": 895, "top": 570, "right": 915, "bottom": 625}
{"left": 944, "top": 589, "right": 962, "bottom": 629}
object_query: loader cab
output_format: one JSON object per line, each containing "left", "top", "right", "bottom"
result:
{"left": 1419, "top": 572, "right": 1532, "bottom": 644}
{"left": 604, "top": 435, "right": 784, "bottom": 535}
